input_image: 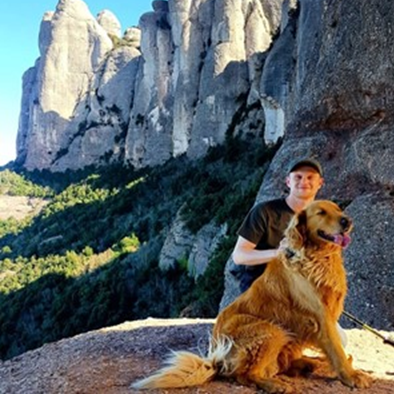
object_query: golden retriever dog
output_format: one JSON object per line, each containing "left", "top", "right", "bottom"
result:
{"left": 132, "top": 200, "right": 372, "bottom": 392}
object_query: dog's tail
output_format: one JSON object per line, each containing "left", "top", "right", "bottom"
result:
{"left": 131, "top": 336, "right": 234, "bottom": 389}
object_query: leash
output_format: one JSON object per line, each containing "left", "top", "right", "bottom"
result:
{"left": 343, "top": 310, "right": 394, "bottom": 348}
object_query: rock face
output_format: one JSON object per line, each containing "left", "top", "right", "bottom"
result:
{"left": 17, "top": 0, "right": 114, "bottom": 170}
{"left": 51, "top": 44, "right": 141, "bottom": 171}
{"left": 159, "top": 209, "right": 227, "bottom": 278}
{"left": 17, "top": 0, "right": 285, "bottom": 170}
{"left": 97, "top": 10, "right": 121, "bottom": 38}
{"left": 158, "top": 209, "right": 196, "bottom": 271}
{"left": 344, "top": 195, "right": 394, "bottom": 331}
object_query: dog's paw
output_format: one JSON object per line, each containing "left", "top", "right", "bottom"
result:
{"left": 339, "top": 369, "right": 373, "bottom": 389}
{"left": 255, "top": 378, "right": 293, "bottom": 394}
{"left": 351, "top": 370, "right": 374, "bottom": 389}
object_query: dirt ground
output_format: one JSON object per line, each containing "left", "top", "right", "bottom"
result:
{"left": 0, "top": 318, "right": 393, "bottom": 394}
{"left": 0, "top": 195, "right": 48, "bottom": 220}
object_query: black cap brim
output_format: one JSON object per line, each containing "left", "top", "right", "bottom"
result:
{"left": 288, "top": 159, "right": 323, "bottom": 176}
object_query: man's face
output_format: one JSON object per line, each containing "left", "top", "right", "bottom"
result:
{"left": 286, "top": 166, "right": 324, "bottom": 200}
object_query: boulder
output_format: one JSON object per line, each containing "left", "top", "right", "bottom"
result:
{"left": 97, "top": 9, "right": 121, "bottom": 38}
{"left": 159, "top": 208, "right": 227, "bottom": 279}
{"left": 123, "top": 27, "right": 141, "bottom": 45}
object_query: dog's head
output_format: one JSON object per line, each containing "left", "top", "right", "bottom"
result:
{"left": 285, "top": 200, "right": 353, "bottom": 249}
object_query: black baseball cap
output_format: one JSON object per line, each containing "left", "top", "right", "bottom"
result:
{"left": 288, "top": 158, "right": 323, "bottom": 176}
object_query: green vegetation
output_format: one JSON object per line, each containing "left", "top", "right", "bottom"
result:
{"left": 0, "top": 169, "right": 53, "bottom": 197}
{"left": 0, "top": 134, "right": 279, "bottom": 360}
{"left": 108, "top": 33, "right": 137, "bottom": 49}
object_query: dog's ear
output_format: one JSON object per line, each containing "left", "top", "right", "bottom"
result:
{"left": 285, "top": 210, "right": 307, "bottom": 249}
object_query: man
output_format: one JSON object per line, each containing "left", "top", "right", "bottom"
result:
{"left": 232, "top": 157, "right": 348, "bottom": 346}
{"left": 233, "top": 158, "right": 324, "bottom": 292}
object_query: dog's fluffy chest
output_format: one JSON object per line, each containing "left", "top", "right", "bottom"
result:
{"left": 282, "top": 250, "right": 347, "bottom": 319}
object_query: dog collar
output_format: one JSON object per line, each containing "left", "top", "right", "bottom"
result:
{"left": 284, "top": 247, "right": 297, "bottom": 259}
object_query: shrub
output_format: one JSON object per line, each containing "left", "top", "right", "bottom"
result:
{"left": 82, "top": 246, "right": 94, "bottom": 257}
{"left": 0, "top": 169, "right": 53, "bottom": 197}
{"left": 114, "top": 234, "right": 140, "bottom": 254}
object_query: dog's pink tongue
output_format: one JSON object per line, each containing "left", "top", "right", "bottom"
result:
{"left": 334, "top": 234, "right": 351, "bottom": 248}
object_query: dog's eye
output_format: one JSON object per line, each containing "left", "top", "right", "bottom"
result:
{"left": 318, "top": 210, "right": 326, "bottom": 215}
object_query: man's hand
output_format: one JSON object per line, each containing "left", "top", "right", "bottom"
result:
{"left": 278, "top": 237, "right": 289, "bottom": 254}
{"left": 278, "top": 237, "right": 303, "bottom": 261}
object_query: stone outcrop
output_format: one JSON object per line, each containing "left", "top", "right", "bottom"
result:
{"left": 52, "top": 44, "right": 141, "bottom": 170}
{"left": 17, "top": 0, "right": 114, "bottom": 170}
{"left": 124, "top": 0, "right": 285, "bottom": 167}
{"left": 124, "top": 1, "right": 174, "bottom": 167}
{"left": 124, "top": 27, "right": 141, "bottom": 44}
{"left": 158, "top": 209, "right": 196, "bottom": 271}
{"left": 159, "top": 208, "right": 227, "bottom": 278}
{"left": 97, "top": 10, "right": 121, "bottom": 38}
{"left": 188, "top": 222, "right": 227, "bottom": 277}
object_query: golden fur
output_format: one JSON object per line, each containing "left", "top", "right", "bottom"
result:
{"left": 132, "top": 200, "right": 372, "bottom": 392}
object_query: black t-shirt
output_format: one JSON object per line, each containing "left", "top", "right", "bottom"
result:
{"left": 235, "top": 198, "right": 294, "bottom": 291}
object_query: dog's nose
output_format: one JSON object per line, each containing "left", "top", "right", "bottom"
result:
{"left": 340, "top": 216, "right": 351, "bottom": 231}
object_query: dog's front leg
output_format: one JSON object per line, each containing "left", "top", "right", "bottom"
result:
{"left": 317, "top": 317, "right": 373, "bottom": 388}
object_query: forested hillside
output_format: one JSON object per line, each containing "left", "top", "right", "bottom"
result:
{"left": 0, "top": 135, "right": 278, "bottom": 360}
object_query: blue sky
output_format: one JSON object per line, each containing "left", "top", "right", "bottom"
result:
{"left": 0, "top": 0, "right": 153, "bottom": 166}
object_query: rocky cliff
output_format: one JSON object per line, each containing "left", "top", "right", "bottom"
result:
{"left": 17, "top": 0, "right": 284, "bottom": 171}
{"left": 15, "top": 0, "right": 394, "bottom": 329}
{"left": 17, "top": 0, "right": 140, "bottom": 170}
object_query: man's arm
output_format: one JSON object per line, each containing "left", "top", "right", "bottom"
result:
{"left": 232, "top": 235, "right": 278, "bottom": 266}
